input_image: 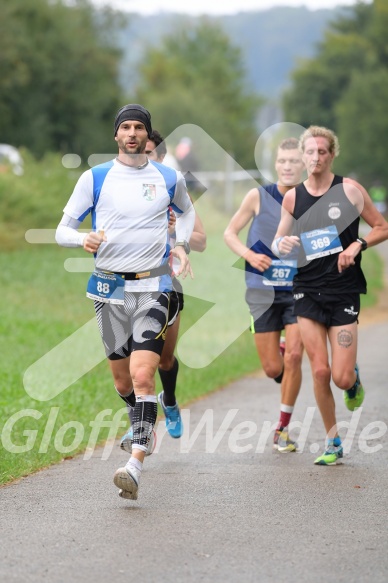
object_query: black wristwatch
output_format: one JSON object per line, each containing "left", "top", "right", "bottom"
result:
{"left": 356, "top": 237, "right": 368, "bottom": 251}
{"left": 175, "top": 241, "right": 191, "bottom": 254}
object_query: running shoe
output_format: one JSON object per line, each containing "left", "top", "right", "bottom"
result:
{"left": 120, "top": 427, "right": 156, "bottom": 456}
{"left": 113, "top": 463, "right": 141, "bottom": 500}
{"left": 343, "top": 363, "right": 365, "bottom": 411}
{"left": 118, "top": 489, "right": 137, "bottom": 500}
{"left": 273, "top": 429, "right": 298, "bottom": 452}
{"left": 314, "top": 444, "right": 343, "bottom": 465}
{"left": 158, "top": 391, "right": 183, "bottom": 438}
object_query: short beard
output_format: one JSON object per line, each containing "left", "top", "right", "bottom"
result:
{"left": 121, "top": 145, "right": 142, "bottom": 157}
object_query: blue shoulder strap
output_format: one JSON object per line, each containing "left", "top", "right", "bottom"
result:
{"left": 150, "top": 160, "right": 177, "bottom": 202}
{"left": 92, "top": 160, "right": 114, "bottom": 206}
{"left": 88, "top": 160, "right": 114, "bottom": 229}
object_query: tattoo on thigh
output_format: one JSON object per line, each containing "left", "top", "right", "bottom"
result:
{"left": 337, "top": 329, "right": 352, "bottom": 348}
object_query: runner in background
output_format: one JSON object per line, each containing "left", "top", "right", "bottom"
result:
{"left": 120, "top": 130, "right": 206, "bottom": 455}
{"left": 224, "top": 138, "right": 305, "bottom": 452}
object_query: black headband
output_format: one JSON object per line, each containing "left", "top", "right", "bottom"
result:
{"left": 114, "top": 104, "right": 152, "bottom": 138}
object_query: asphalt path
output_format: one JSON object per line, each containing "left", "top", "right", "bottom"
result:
{"left": 1, "top": 242, "right": 388, "bottom": 583}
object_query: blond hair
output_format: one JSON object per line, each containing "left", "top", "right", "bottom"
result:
{"left": 299, "top": 126, "right": 340, "bottom": 157}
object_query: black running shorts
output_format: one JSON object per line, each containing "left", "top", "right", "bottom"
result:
{"left": 246, "top": 288, "right": 297, "bottom": 333}
{"left": 168, "top": 277, "right": 184, "bottom": 326}
{"left": 293, "top": 291, "right": 360, "bottom": 327}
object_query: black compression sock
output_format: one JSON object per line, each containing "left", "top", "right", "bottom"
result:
{"left": 118, "top": 389, "right": 136, "bottom": 409}
{"left": 274, "top": 368, "right": 284, "bottom": 384}
{"left": 132, "top": 399, "right": 158, "bottom": 448}
{"left": 158, "top": 358, "right": 179, "bottom": 406}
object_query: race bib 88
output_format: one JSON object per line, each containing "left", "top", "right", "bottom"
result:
{"left": 86, "top": 271, "right": 125, "bottom": 304}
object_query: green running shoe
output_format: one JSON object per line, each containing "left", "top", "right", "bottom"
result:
{"left": 314, "top": 444, "right": 343, "bottom": 465}
{"left": 344, "top": 363, "right": 365, "bottom": 411}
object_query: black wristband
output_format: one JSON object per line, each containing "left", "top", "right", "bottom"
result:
{"left": 175, "top": 241, "right": 191, "bottom": 254}
{"left": 356, "top": 237, "right": 368, "bottom": 251}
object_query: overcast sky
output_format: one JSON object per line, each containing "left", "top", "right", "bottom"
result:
{"left": 91, "top": 0, "right": 368, "bottom": 16}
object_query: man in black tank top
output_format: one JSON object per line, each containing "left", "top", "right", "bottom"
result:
{"left": 271, "top": 125, "right": 388, "bottom": 466}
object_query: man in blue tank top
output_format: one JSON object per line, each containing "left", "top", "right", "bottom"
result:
{"left": 272, "top": 126, "right": 388, "bottom": 465}
{"left": 224, "top": 138, "right": 305, "bottom": 453}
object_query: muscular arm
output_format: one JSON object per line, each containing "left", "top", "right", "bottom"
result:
{"left": 190, "top": 212, "right": 207, "bottom": 252}
{"left": 224, "top": 187, "right": 274, "bottom": 272}
{"left": 271, "top": 188, "right": 300, "bottom": 256}
{"left": 345, "top": 177, "right": 388, "bottom": 248}
{"left": 337, "top": 178, "right": 388, "bottom": 272}
{"left": 224, "top": 187, "right": 258, "bottom": 258}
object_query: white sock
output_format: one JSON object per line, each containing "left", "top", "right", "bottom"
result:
{"left": 280, "top": 403, "right": 294, "bottom": 413}
{"left": 127, "top": 457, "right": 143, "bottom": 472}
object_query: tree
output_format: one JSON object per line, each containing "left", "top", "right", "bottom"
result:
{"left": 133, "top": 19, "right": 262, "bottom": 169}
{"left": 282, "top": 1, "right": 388, "bottom": 185}
{"left": 283, "top": 6, "right": 371, "bottom": 128}
{"left": 336, "top": 67, "right": 388, "bottom": 184}
{"left": 0, "top": 0, "right": 124, "bottom": 158}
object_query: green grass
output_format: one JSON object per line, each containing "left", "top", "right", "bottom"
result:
{"left": 0, "top": 242, "right": 259, "bottom": 485}
{"left": 360, "top": 243, "right": 384, "bottom": 308}
{"left": 0, "top": 158, "right": 385, "bottom": 485}
{"left": 0, "top": 149, "right": 84, "bottom": 250}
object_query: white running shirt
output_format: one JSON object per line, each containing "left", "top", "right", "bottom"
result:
{"left": 58, "top": 158, "right": 195, "bottom": 291}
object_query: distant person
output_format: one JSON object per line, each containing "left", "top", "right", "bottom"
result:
{"left": 272, "top": 125, "right": 388, "bottom": 465}
{"left": 145, "top": 130, "right": 180, "bottom": 169}
{"left": 224, "top": 138, "right": 305, "bottom": 452}
{"left": 56, "top": 104, "right": 195, "bottom": 500}
{"left": 175, "top": 137, "right": 203, "bottom": 195}
{"left": 120, "top": 129, "right": 206, "bottom": 455}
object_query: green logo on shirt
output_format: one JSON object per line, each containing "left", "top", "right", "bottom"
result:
{"left": 143, "top": 183, "right": 156, "bottom": 201}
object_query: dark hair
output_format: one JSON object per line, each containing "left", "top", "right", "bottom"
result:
{"left": 149, "top": 130, "right": 167, "bottom": 158}
{"left": 278, "top": 137, "right": 299, "bottom": 150}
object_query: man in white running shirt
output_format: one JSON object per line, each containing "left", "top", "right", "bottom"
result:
{"left": 56, "top": 104, "right": 195, "bottom": 500}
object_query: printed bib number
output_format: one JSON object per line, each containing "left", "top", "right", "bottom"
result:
{"left": 301, "top": 225, "right": 343, "bottom": 260}
{"left": 262, "top": 259, "right": 297, "bottom": 286}
{"left": 86, "top": 271, "right": 125, "bottom": 304}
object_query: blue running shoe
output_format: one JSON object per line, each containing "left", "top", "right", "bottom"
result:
{"left": 158, "top": 391, "right": 183, "bottom": 438}
{"left": 344, "top": 363, "right": 365, "bottom": 411}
